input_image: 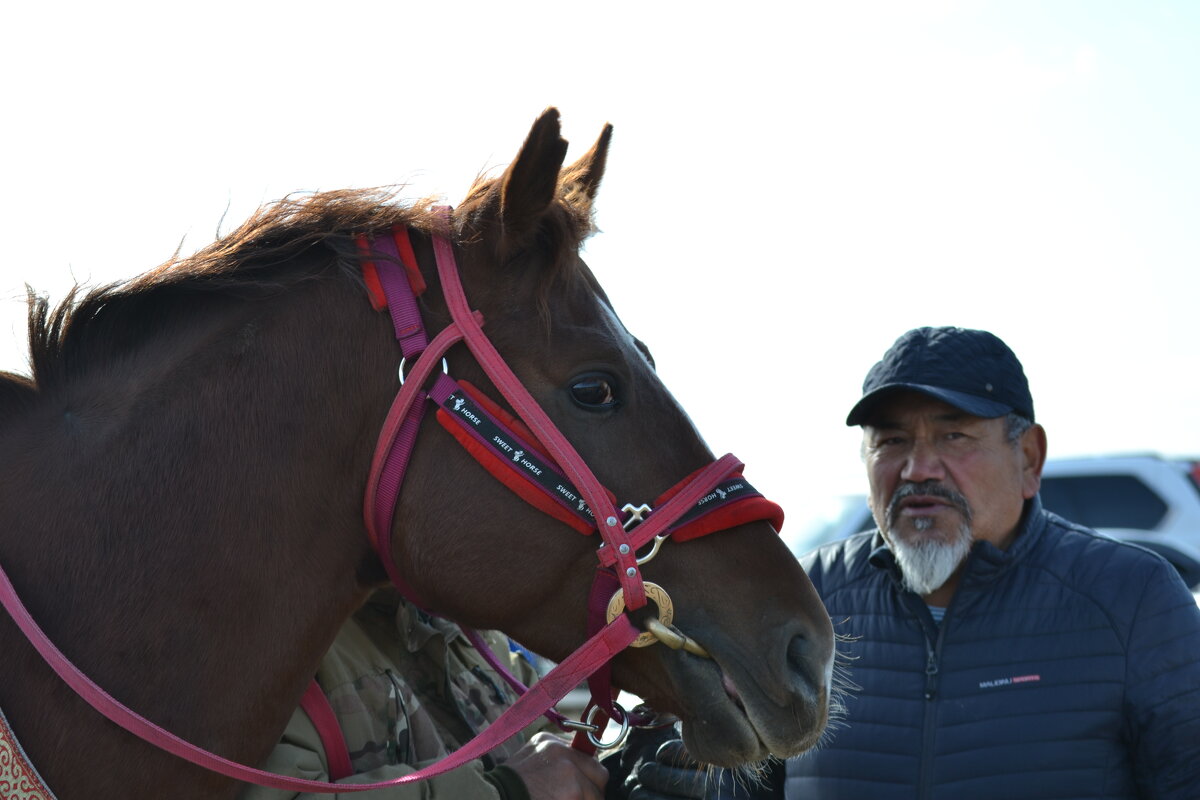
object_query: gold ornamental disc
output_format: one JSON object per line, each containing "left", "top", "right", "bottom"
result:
{"left": 606, "top": 581, "right": 674, "bottom": 648}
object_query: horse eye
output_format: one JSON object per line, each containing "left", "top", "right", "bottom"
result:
{"left": 569, "top": 374, "right": 619, "bottom": 410}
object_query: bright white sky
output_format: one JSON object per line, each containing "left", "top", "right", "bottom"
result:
{"left": 3, "top": 1, "right": 1197, "bottom": 550}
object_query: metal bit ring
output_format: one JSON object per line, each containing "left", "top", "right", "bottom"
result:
{"left": 586, "top": 703, "right": 632, "bottom": 750}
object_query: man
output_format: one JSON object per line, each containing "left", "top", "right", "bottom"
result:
{"left": 244, "top": 590, "right": 608, "bottom": 800}
{"left": 774, "top": 327, "right": 1200, "bottom": 799}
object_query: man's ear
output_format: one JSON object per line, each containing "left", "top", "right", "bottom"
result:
{"left": 1021, "top": 423, "right": 1048, "bottom": 499}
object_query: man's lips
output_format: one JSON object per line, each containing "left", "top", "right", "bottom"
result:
{"left": 898, "top": 496, "right": 957, "bottom": 516}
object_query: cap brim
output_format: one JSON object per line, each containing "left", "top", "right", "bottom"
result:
{"left": 846, "top": 383, "right": 1014, "bottom": 426}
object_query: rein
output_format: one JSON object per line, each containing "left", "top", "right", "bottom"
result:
{"left": 0, "top": 212, "right": 784, "bottom": 793}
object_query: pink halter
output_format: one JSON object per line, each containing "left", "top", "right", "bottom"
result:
{"left": 361, "top": 212, "right": 782, "bottom": 616}
{"left": 354, "top": 214, "right": 783, "bottom": 747}
{"left": 0, "top": 212, "right": 786, "bottom": 793}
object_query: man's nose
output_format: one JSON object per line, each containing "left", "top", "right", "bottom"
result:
{"left": 901, "top": 440, "right": 945, "bottom": 483}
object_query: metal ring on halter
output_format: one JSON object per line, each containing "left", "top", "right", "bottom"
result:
{"left": 586, "top": 702, "right": 632, "bottom": 750}
{"left": 635, "top": 534, "right": 668, "bottom": 566}
{"left": 397, "top": 356, "right": 449, "bottom": 385}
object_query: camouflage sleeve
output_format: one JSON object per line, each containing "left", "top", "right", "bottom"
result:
{"left": 240, "top": 706, "right": 510, "bottom": 800}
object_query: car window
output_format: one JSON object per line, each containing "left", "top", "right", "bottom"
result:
{"left": 1039, "top": 474, "right": 1168, "bottom": 530}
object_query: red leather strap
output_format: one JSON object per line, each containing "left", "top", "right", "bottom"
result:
{"left": 299, "top": 679, "right": 354, "bottom": 781}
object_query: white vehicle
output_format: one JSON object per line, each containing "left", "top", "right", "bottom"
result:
{"left": 791, "top": 455, "right": 1200, "bottom": 589}
{"left": 1039, "top": 455, "right": 1200, "bottom": 588}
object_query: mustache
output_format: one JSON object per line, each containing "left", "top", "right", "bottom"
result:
{"left": 886, "top": 481, "right": 973, "bottom": 528}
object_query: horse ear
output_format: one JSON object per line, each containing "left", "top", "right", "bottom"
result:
{"left": 499, "top": 107, "right": 570, "bottom": 247}
{"left": 563, "top": 123, "right": 613, "bottom": 201}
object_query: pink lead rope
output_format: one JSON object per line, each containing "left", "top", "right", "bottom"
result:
{"left": 0, "top": 560, "right": 639, "bottom": 792}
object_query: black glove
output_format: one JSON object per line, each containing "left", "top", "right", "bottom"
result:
{"left": 603, "top": 725, "right": 772, "bottom": 800}
{"left": 602, "top": 725, "right": 682, "bottom": 800}
{"left": 629, "top": 738, "right": 707, "bottom": 800}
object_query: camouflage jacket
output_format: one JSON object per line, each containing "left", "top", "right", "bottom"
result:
{"left": 243, "top": 592, "right": 545, "bottom": 800}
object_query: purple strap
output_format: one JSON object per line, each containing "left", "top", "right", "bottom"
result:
{"left": 370, "top": 232, "right": 428, "bottom": 359}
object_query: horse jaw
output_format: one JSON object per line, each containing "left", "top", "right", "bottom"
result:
{"left": 666, "top": 633, "right": 833, "bottom": 766}
{"left": 616, "top": 528, "right": 836, "bottom": 767}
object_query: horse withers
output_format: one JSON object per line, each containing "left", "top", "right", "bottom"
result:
{"left": 0, "top": 108, "right": 835, "bottom": 798}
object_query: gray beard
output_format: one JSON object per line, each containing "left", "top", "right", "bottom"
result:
{"left": 889, "top": 517, "right": 973, "bottom": 596}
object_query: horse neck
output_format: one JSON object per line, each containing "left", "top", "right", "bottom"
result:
{"left": 0, "top": 272, "right": 395, "bottom": 796}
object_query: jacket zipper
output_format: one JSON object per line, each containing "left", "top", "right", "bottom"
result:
{"left": 917, "top": 604, "right": 947, "bottom": 800}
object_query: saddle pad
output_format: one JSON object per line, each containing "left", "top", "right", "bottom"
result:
{"left": 0, "top": 705, "right": 56, "bottom": 799}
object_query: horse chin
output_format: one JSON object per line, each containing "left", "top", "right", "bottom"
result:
{"left": 662, "top": 649, "right": 830, "bottom": 768}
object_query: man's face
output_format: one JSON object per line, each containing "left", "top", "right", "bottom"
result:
{"left": 862, "top": 392, "right": 1044, "bottom": 591}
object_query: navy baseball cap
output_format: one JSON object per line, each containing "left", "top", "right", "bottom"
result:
{"left": 846, "top": 327, "right": 1035, "bottom": 426}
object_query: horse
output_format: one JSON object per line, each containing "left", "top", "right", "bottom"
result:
{"left": 0, "top": 108, "right": 835, "bottom": 799}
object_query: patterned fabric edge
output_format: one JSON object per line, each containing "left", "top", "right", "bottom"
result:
{"left": 0, "top": 705, "right": 57, "bottom": 800}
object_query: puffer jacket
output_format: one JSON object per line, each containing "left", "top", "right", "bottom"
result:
{"left": 781, "top": 496, "right": 1200, "bottom": 800}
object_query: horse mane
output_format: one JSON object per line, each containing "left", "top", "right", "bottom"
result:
{"left": 0, "top": 369, "right": 36, "bottom": 418}
{"left": 18, "top": 170, "right": 597, "bottom": 398}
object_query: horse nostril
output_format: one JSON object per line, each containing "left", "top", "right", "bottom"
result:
{"left": 786, "top": 633, "right": 825, "bottom": 696}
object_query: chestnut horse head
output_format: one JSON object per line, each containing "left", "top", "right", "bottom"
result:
{"left": 0, "top": 108, "right": 833, "bottom": 798}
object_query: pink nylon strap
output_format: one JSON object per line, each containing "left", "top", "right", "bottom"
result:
{"left": 593, "top": 455, "right": 743, "bottom": 568}
{"left": 299, "top": 679, "right": 354, "bottom": 781}
{"left": 429, "top": 220, "right": 649, "bottom": 610}
{"left": 0, "top": 558, "right": 640, "bottom": 793}
{"left": 430, "top": 376, "right": 597, "bottom": 530}
{"left": 363, "top": 320, "right": 477, "bottom": 604}
{"left": 461, "top": 628, "right": 573, "bottom": 729}
{"left": 573, "top": 566, "right": 626, "bottom": 751}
